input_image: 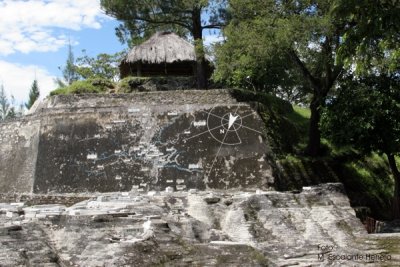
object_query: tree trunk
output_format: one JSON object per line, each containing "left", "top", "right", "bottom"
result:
{"left": 136, "top": 62, "right": 142, "bottom": 77}
{"left": 196, "top": 57, "right": 207, "bottom": 89}
{"left": 306, "top": 95, "right": 322, "bottom": 156}
{"left": 387, "top": 153, "right": 400, "bottom": 219}
{"left": 192, "top": 9, "right": 207, "bottom": 89}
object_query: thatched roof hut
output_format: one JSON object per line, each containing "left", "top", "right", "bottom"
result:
{"left": 120, "top": 32, "right": 212, "bottom": 78}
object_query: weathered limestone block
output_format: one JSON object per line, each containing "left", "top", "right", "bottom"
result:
{"left": 0, "top": 90, "right": 275, "bottom": 193}
{"left": 0, "top": 119, "right": 40, "bottom": 193}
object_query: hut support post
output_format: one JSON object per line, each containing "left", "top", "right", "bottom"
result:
{"left": 137, "top": 62, "right": 142, "bottom": 77}
{"left": 192, "top": 9, "right": 207, "bottom": 89}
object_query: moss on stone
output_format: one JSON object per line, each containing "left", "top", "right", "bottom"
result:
{"left": 50, "top": 78, "right": 115, "bottom": 96}
{"left": 117, "top": 76, "right": 195, "bottom": 93}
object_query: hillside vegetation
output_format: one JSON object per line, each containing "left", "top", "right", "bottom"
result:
{"left": 230, "top": 89, "right": 394, "bottom": 220}
{"left": 50, "top": 78, "right": 115, "bottom": 96}
{"left": 49, "top": 76, "right": 196, "bottom": 96}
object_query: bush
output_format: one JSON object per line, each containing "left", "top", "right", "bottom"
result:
{"left": 49, "top": 87, "right": 69, "bottom": 96}
{"left": 50, "top": 78, "right": 115, "bottom": 96}
{"left": 117, "top": 76, "right": 196, "bottom": 93}
{"left": 118, "top": 77, "right": 150, "bottom": 93}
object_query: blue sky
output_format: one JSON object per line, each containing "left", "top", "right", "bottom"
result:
{"left": 0, "top": 0, "right": 221, "bottom": 106}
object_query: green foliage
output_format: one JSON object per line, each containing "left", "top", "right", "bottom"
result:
{"left": 63, "top": 43, "right": 79, "bottom": 85}
{"left": 278, "top": 148, "right": 394, "bottom": 219}
{"left": 322, "top": 74, "right": 400, "bottom": 156}
{"left": 285, "top": 105, "right": 311, "bottom": 149}
{"left": 333, "top": 0, "right": 400, "bottom": 75}
{"left": 236, "top": 89, "right": 394, "bottom": 219}
{"left": 215, "top": 0, "right": 349, "bottom": 155}
{"left": 25, "top": 79, "right": 40, "bottom": 109}
{"left": 292, "top": 106, "right": 311, "bottom": 120}
{"left": 118, "top": 77, "right": 149, "bottom": 93}
{"left": 341, "top": 154, "right": 394, "bottom": 220}
{"left": 217, "top": 0, "right": 399, "bottom": 155}
{"left": 55, "top": 43, "right": 79, "bottom": 87}
{"left": 75, "top": 51, "right": 124, "bottom": 81}
{"left": 214, "top": 0, "right": 341, "bottom": 97}
{"left": 49, "top": 87, "right": 69, "bottom": 96}
{"left": 50, "top": 78, "right": 115, "bottom": 96}
{"left": 213, "top": 35, "right": 308, "bottom": 103}
{"left": 322, "top": 74, "right": 400, "bottom": 218}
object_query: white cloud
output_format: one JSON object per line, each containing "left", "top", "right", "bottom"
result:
{"left": 0, "top": 60, "right": 56, "bottom": 105}
{"left": 0, "top": 0, "right": 108, "bottom": 55}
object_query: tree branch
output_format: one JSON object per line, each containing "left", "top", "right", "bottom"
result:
{"left": 132, "top": 15, "right": 191, "bottom": 30}
{"left": 287, "top": 50, "right": 321, "bottom": 91}
{"left": 202, "top": 24, "right": 225, "bottom": 29}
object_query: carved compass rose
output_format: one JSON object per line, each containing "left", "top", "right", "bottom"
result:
{"left": 184, "top": 105, "right": 264, "bottom": 177}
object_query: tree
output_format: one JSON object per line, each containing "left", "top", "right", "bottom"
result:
{"left": 100, "top": 0, "right": 228, "bottom": 88}
{"left": 64, "top": 43, "right": 79, "bottom": 85}
{"left": 56, "top": 43, "right": 79, "bottom": 87}
{"left": 75, "top": 51, "right": 124, "bottom": 81}
{"left": 215, "top": 0, "right": 350, "bottom": 156}
{"left": 214, "top": 39, "right": 310, "bottom": 104}
{"left": 6, "top": 95, "right": 17, "bottom": 119}
{"left": 322, "top": 74, "right": 400, "bottom": 219}
{"left": 25, "top": 79, "right": 40, "bottom": 110}
{"left": 0, "top": 84, "right": 10, "bottom": 121}
{"left": 332, "top": 0, "right": 400, "bottom": 75}
{"left": 323, "top": 1, "right": 400, "bottom": 218}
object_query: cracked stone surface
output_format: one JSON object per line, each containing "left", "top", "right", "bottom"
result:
{"left": 1, "top": 183, "right": 399, "bottom": 266}
{"left": 0, "top": 90, "right": 274, "bottom": 195}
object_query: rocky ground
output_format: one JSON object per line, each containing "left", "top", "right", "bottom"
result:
{"left": 1, "top": 183, "right": 399, "bottom": 267}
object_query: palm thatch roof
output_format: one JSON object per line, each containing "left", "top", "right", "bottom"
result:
{"left": 124, "top": 32, "right": 197, "bottom": 64}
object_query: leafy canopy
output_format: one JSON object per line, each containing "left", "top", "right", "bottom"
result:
{"left": 75, "top": 51, "right": 124, "bottom": 82}
{"left": 214, "top": 0, "right": 344, "bottom": 99}
{"left": 214, "top": 0, "right": 348, "bottom": 155}
{"left": 322, "top": 74, "right": 400, "bottom": 156}
{"left": 333, "top": 0, "right": 400, "bottom": 75}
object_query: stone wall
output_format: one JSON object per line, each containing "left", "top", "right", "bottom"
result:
{"left": 1, "top": 90, "right": 275, "bottom": 194}
{"left": 0, "top": 119, "right": 40, "bottom": 193}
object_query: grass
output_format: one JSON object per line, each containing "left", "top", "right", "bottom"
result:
{"left": 285, "top": 105, "right": 311, "bottom": 151}
{"left": 50, "top": 78, "right": 115, "bottom": 96}
{"left": 292, "top": 105, "right": 311, "bottom": 119}
{"left": 260, "top": 97, "right": 395, "bottom": 220}
{"left": 340, "top": 154, "right": 394, "bottom": 219}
